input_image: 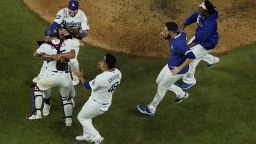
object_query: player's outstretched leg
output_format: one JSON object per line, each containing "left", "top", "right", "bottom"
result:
{"left": 28, "top": 84, "right": 43, "bottom": 120}
{"left": 76, "top": 98, "right": 104, "bottom": 143}
{"left": 168, "top": 84, "right": 189, "bottom": 103}
{"left": 202, "top": 54, "right": 220, "bottom": 68}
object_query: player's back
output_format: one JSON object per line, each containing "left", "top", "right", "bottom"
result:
{"left": 90, "top": 68, "right": 122, "bottom": 105}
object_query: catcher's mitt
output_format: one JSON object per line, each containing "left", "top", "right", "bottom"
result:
{"left": 67, "top": 27, "right": 83, "bottom": 40}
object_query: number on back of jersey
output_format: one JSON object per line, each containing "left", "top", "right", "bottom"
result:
{"left": 108, "top": 82, "right": 119, "bottom": 93}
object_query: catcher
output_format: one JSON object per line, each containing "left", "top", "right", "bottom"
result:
{"left": 33, "top": 0, "right": 90, "bottom": 86}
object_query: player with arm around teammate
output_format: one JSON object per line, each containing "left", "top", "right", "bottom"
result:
{"left": 137, "top": 22, "right": 195, "bottom": 116}
{"left": 179, "top": 0, "right": 220, "bottom": 89}
{"left": 28, "top": 28, "right": 75, "bottom": 126}
{"left": 74, "top": 53, "right": 122, "bottom": 144}
{"left": 33, "top": 0, "right": 90, "bottom": 85}
{"left": 50, "top": 0, "right": 90, "bottom": 85}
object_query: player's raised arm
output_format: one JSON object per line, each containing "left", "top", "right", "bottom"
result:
{"left": 80, "top": 11, "right": 90, "bottom": 38}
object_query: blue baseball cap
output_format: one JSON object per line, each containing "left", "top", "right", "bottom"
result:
{"left": 68, "top": 0, "right": 79, "bottom": 11}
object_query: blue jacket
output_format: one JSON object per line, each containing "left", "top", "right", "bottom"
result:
{"left": 168, "top": 32, "right": 195, "bottom": 74}
{"left": 183, "top": 12, "right": 219, "bottom": 50}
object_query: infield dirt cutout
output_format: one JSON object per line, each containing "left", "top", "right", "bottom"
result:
{"left": 24, "top": 0, "right": 256, "bottom": 57}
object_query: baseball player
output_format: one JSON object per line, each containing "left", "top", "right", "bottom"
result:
{"left": 51, "top": 0, "right": 89, "bottom": 85}
{"left": 31, "top": 27, "right": 76, "bottom": 118}
{"left": 28, "top": 28, "right": 75, "bottom": 127}
{"left": 74, "top": 53, "right": 122, "bottom": 143}
{"left": 137, "top": 22, "right": 195, "bottom": 116}
{"left": 179, "top": 0, "right": 220, "bottom": 89}
{"left": 33, "top": 0, "right": 90, "bottom": 86}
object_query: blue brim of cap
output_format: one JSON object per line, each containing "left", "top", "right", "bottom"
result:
{"left": 68, "top": 6, "right": 78, "bottom": 10}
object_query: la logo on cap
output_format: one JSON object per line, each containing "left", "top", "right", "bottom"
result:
{"left": 72, "top": 3, "right": 75, "bottom": 7}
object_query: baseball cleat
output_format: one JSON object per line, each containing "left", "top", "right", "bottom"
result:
{"left": 179, "top": 83, "right": 195, "bottom": 89}
{"left": 65, "top": 118, "right": 72, "bottom": 127}
{"left": 28, "top": 112, "right": 42, "bottom": 120}
{"left": 137, "top": 104, "right": 154, "bottom": 116}
{"left": 207, "top": 57, "right": 220, "bottom": 68}
{"left": 75, "top": 135, "right": 90, "bottom": 142}
{"left": 94, "top": 137, "right": 104, "bottom": 144}
{"left": 174, "top": 92, "right": 189, "bottom": 103}
{"left": 42, "top": 103, "right": 50, "bottom": 116}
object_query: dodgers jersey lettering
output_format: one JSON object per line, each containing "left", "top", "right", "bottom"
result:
{"left": 54, "top": 8, "right": 90, "bottom": 31}
{"left": 89, "top": 69, "right": 122, "bottom": 104}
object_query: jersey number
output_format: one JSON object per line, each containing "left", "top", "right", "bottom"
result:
{"left": 108, "top": 82, "right": 119, "bottom": 93}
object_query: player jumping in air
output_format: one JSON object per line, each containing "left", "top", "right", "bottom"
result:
{"left": 180, "top": 0, "right": 220, "bottom": 89}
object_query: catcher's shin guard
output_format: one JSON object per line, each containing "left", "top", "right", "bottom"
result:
{"left": 31, "top": 84, "right": 43, "bottom": 115}
{"left": 61, "top": 95, "right": 73, "bottom": 120}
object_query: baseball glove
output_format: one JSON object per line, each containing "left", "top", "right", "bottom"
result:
{"left": 67, "top": 27, "right": 83, "bottom": 40}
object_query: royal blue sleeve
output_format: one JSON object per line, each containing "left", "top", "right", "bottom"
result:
{"left": 83, "top": 81, "right": 91, "bottom": 89}
{"left": 179, "top": 41, "right": 195, "bottom": 59}
{"left": 193, "top": 21, "right": 215, "bottom": 44}
{"left": 50, "top": 22, "right": 59, "bottom": 30}
{"left": 80, "top": 31, "right": 87, "bottom": 38}
{"left": 183, "top": 12, "right": 198, "bottom": 26}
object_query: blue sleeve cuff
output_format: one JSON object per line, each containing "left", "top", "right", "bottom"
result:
{"left": 83, "top": 81, "right": 91, "bottom": 89}
{"left": 81, "top": 32, "right": 87, "bottom": 38}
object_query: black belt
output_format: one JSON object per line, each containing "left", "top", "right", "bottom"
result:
{"left": 52, "top": 71, "right": 69, "bottom": 73}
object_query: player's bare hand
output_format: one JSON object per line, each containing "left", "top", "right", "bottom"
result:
{"left": 171, "top": 67, "right": 181, "bottom": 75}
{"left": 160, "top": 31, "right": 168, "bottom": 38}
{"left": 53, "top": 54, "right": 63, "bottom": 60}
{"left": 74, "top": 69, "right": 84, "bottom": 78}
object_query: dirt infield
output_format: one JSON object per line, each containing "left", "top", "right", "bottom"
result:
{"left": 24, "top": 0, "right": 256, "bottom": 57}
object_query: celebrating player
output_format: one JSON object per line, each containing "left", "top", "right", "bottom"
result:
{"left": 180, "top": 0, "right": 220, "bottom": 89}
{"left": 74, "top": 53, "right": 122, "bottom": 144}
{"left": 137, "top": 22, "right": 195, "bottom": 116}
{"left": 28, "top": 28, "right": 75, "bottom": 127}
{"left": 33, "top": 0, "right": 90, "bottom": 85}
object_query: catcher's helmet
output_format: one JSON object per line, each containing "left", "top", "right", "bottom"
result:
{"left": 44, "top": 27, "right": 59, "bottom": 37}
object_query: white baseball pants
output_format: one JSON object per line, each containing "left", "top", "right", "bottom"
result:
{"left": 148, "top": 65, "right": 186, "bottom": 114}
{"left": 183, "top": 37, "right": 219, "bottom": 84}
{"left": 77, "top": 97, "right": 110, "bottom": 142}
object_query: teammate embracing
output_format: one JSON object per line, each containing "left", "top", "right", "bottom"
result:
{"left": 137, "top": 22, "right": 195, "bottom": 116}
{"left": 33, "top": 0, "right": 90, "bottom": 85}
{"left": 180, "top": 0, "right": 220, "bottom": 89}
{"left": 74, "top": 53, "right": 122, "bottom": 144}
{"left": 28, "top": 28, "right": 75, "bottom": 127}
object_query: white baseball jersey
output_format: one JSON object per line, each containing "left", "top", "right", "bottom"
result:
{"left": 89, "top": 69, "right": 122, "bottom": 104}
{"left": 54, "top": 8, "right": 89, "bottom": 31}
{"left": 36, "top": 39, "right": 75, "bottom": 71}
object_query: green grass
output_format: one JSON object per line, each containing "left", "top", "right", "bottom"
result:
{"left": 1, "top": 0, "right": 256, "bottom": 144}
